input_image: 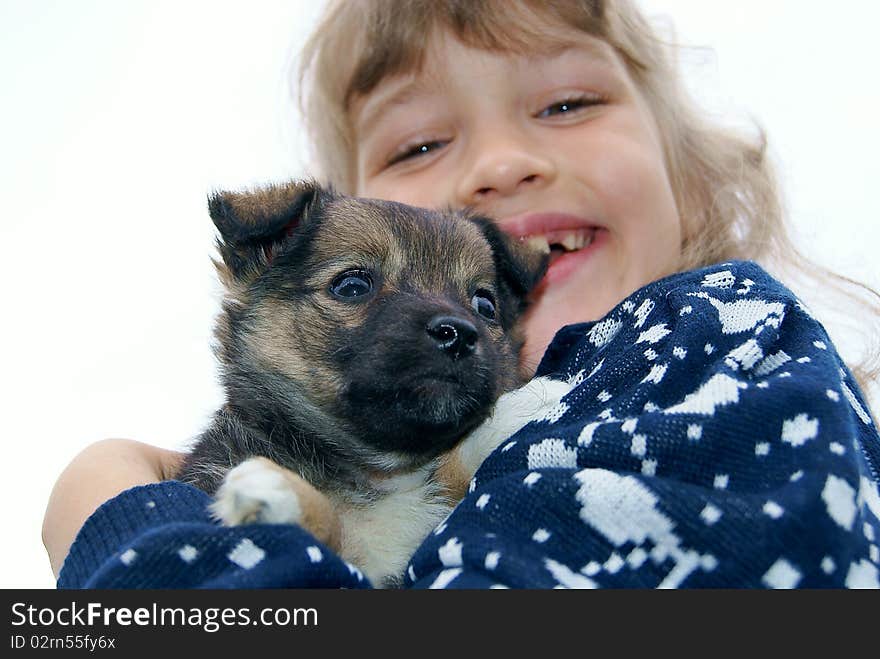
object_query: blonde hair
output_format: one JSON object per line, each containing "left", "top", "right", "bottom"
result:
{"left": 297, "top": 0, "right": 880, "bottom": 398}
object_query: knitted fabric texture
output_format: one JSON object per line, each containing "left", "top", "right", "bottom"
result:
{"left": 58, "top": 261, "right": 880, "bottom": 589}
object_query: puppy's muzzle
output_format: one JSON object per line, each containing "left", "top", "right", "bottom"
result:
{"left": 426, "top": 315, "right": 478, "bottom": 360}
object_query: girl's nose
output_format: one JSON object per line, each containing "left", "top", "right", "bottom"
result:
{"left": 454, "top": 134, "right": 557, "bottom": 208}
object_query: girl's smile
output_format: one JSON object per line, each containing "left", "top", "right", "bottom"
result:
{"left": 498, "top": 211, "right": 607, "bottom": 291}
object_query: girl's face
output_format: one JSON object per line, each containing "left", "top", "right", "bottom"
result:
{"left": 352, "top": 29, "right": 683, "bottom": 374}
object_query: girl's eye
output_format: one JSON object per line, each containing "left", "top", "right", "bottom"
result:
{"left": 537, "top": 95, "right": 606, "bottom": 119}
{"left": 330, "top": 270, "right": 374, "bottom": 299}
{"left": 387, "top": 140, "right": 448, "bottom": 167}
{"left": 471, "top": 290, "right": 497, "bottom": 322}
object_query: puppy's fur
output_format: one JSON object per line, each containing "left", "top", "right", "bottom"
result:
{"left": 176, "top": 180, "right": 547, "bottom": 586}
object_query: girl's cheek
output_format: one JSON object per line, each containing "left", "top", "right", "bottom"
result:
{"left": 360, "top": 177, "right": 410, "bottom": 205}
{"left": 367, "top": 168, "right": 451, "bottom": 209}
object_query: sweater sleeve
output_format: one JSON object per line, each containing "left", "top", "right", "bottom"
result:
{"left": 405, "top": 261, "right": 880, "bottom": 588}
{"left": 57, "top": 481, "right": 370, "bottom": 589}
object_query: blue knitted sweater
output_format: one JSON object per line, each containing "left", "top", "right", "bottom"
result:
{"left": 58, "top": 261, "right": 880, "bottom": 588}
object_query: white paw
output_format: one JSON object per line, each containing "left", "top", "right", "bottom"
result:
{"left": 210, "top": 457, "right": 302, "bottom": 526}
{"left": 459, "top": 376, "right": 574, "bottom": 472}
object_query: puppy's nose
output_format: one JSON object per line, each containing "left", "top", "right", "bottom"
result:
{"left": 426, "top": 315, "right": 478, "bottom": 360}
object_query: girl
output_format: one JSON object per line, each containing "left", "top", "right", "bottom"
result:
{"left": 44, "top": 0, "right": 880, "bottom": 588}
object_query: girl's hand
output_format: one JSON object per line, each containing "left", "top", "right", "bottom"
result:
{"left": 42, "top": 439, "right": 185, "bottom": 579}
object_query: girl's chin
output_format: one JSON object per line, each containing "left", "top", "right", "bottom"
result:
{"left": 527, "top": 279, "right": 615, "bottom": 329}
{"left": 518, "top": 307, "right": 585, "bottom": 375}
{"left": 520, "top": 283, "right": 623, "bottom": 372}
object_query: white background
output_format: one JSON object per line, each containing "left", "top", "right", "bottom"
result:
{"left": 1, "top": 1, "right": 878, "bottom": 588}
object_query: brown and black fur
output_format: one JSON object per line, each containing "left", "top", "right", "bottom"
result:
{"left": 176, "top": 179, "right": 547, "bottom": 585}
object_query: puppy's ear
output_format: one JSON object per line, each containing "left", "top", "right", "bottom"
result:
{"left": 470, "top": 216, "right": 549, "bottom": 319}
{"left": 208, "top": 179, "right": 328, "bottom": 282}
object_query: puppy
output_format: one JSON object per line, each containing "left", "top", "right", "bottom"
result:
{"left": 176, "top": 180, "right": 548, "bottom": 587}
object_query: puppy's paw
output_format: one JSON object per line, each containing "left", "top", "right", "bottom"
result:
{"left": 459, "top": 375, "right": 575, "bottom": 472}
{"left": 210, "top": 457, "right": 303, "bottom": 526}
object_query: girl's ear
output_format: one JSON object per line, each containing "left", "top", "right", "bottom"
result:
{"left": 208, "top": 179, "right": 329, "bottom": 282}
{"left": 470, "top": 215, "right": 549, "bottom": 323}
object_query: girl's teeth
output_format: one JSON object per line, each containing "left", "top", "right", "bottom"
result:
{"left": 561, "top": 233, "right": 584, "bottom": 251}
{"left": 554, "top": 229, "right": 594, "bottom": 252}
{"left": 523, "top": 229, "right": 596, "bottom": 254}
{"left": 524, "top": 235, "right": 551, "bottom": 254}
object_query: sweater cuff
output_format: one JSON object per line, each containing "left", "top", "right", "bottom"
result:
{"left": 57, "top": 481, "right": 213, "bottom": 589}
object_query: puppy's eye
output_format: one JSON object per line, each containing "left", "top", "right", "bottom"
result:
{"left": 330, "top": 270, "right": 373, "bottom": 299}
{"left": 471, "top": 290, "right": 497, "bottom": 321}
